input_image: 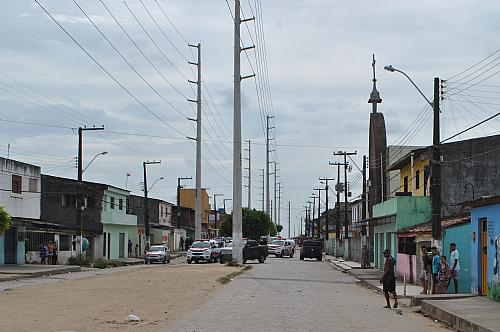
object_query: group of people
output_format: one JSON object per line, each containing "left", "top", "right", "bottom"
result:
{"left": 380, "top": 242, "right": 460, "bottom": 308}
{"left": 39, "top": 241, "right": 58, "bottom": 265}
{"left": 420, "top": 243, "right": 460, "bottom": 295}
{"left": 179, "top": 236, "right": 193, "bottom": 251}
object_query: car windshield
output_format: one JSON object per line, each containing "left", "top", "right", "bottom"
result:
{"left": 191, "top": 242, "right": 210, "bottom": 248}
{"left": 272, "top": 240, "right": 285, "bottom": 246}
{"left": 149, "top": 246, "right": 164, "bottom": 252}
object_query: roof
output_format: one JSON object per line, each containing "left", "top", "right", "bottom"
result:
{"left": 396, "top": 216, "right": 470, "bottom": 234}
{"left": 42, "top": 174, "right": 130, "bottom": 193}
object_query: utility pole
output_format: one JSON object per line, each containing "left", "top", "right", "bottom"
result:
{"left": 233, "top": 0, "right": 255, "bottom": 264}
{"left": 188, "top": 43, "right": 202, "bottom": 240}
{"left": 307, "top": 201, "right": 312, "bottom": 236}
{"left": 333, "top": 151, "right": 357, "bottom": 239}
{"left": 313, "top": 187, "right": 327, "bottom": 239}
{"left": 309, "top": 195, "right": 317, "bottom": 236}
{"left": 266, "top": 115, "right": 274, "bottom": 218}
{"left": 300, "top": 215, "right": 303, "bottom": 236}
{"left": 277, "top": 182, "right": 282, "bottom": 226}
{"left": 362, "top": 155, "right": 368, "bottom": 246}
{"left": 213, "top": 193, "right": 223, "bottom": 233}
{"left": 273, "top": 162, "right": 279, "bottom": 225}
{"left": 329, "top": 162, "right": 345, "bottom": 239}
{"left": 223, "top": 198, "right": 232, "bottom": 213}
{"left": 319, "top": 177, "right": 334, "bottom": 241}
{"left": 77, "top": 126, "right": 104, "bottom": 256}
{"left": 259, "top": 169, "right": 265, "bottom": 212}
{"left": 143, "top": 160, "right": 161, "bottom": 246}
{"left": 288, "top": 201, "right": 291, "bottom": 239}
{"left": 431, "top": 77, "right": 442, "bottom": 249}
{"left": 244, "top": 140, "right": 251, "bottom": 209}
{"left": 176, "top": 177, "right": 192, "bottom": 228}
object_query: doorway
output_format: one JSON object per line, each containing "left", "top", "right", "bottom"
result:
{"left": 118, "top": 233, "right": 125, "bottom": 258}
{"left": 479, "top": 218, "right": 488, "bottom": 296}
{"left": 4, "top": 228, "right": 16, "bottom": 264}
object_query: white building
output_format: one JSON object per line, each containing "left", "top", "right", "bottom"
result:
{"left": 0, "top": 158, "right": 41, "bottom": 265}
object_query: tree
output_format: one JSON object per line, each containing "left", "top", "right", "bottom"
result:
{"left": 219, "top": 208, "right": 276, "bottom": 239}
{"left": 276, "top": 224, "right": 283, "bottom": 233}
{"left": 0, "top": 207, "right": 12, "bottom": 234}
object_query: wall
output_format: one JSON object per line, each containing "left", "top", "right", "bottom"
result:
{"left": 180, "top": 189, "right": 211, "bottom": 224}
{"left": 396, "top": 196, "right": 431, "bottom": 230}
{"left": 102, "top": 224, "right": 134, "bottom": 260}
{"left": 396, "top": 253, "right": 417, "bottom": 284}
{"left": 399, "top": 157, "right": 430, "bottom": 197}
{"left": 443, "top": 222, "right": 471, "bottom": 294}
{"left": 374, "top": 222, "right": 397, "bottom": 270}
{"left": 471, "top": 204, "right": 500, "bottom": 301}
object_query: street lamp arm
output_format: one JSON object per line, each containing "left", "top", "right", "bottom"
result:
{"left": 82, "top": 151, "right": 107, "bottom": 173}
{"left": 385, "top": 65, "right": 433, "bottom": 107}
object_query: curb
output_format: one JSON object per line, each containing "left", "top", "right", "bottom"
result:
{"left": 0, "top": 266, "right": 81, "bottom": 282}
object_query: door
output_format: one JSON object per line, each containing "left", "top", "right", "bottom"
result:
{"left": 480, "top": 218, "right": 488, "bottom": 296}
{"left": 4, "top": 228, "right": 16, "bottom": 264}
{"left": 119, "top": 233, "right": 125, "bottom": 258}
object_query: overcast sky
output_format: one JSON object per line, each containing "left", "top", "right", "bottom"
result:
{"left": 1, "top": 0, "right": 500, "bottom": 236}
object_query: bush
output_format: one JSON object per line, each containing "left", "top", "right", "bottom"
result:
{"left": 94, "top": 259, "right": 109, "bottom": 269}
{"left": 0, "top": 207, "right": 12, "bottom": 234}
{"left": 67, "top": 254, "right": 91, "bottom": 267}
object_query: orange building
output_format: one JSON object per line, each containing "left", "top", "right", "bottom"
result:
{"left": 179, "top": 188, "right": 211, "bottom": 225}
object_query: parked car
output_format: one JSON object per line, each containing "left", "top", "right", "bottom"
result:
{"left": 187, "top": 240, "right": 216, "bottom": 264}
{"left": 268, "top": 239, "right": 296, "bottom": 258}
{"left": 144, "top": 245, "right": 170, "bottom": 264}
{"left": 300, "top": 240, "right": 323, "bottom": 261}
{"left": 219, "top": 239, "right": 268, "bottom": 264}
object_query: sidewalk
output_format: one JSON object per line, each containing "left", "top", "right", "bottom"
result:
{"left": 327, "top": 255, "right": 422, "bottom": 297}
{"left": 0, "top": 264, "right": 81, "bottom": 281}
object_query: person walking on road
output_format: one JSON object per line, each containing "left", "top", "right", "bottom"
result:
{"left": 380, "top": 249, "right": 398, "bottom": 308}
{"left": 361, "top": 245, "right": 370, "bottom": 268}
{"left": 449, "top": 243, "right": 460, "bottom": 293}
{"left": 431, "top": 246, "right": 440, "bottom": 294}
{"left": 419, "top": 246, "right": 431, "bottom": 294}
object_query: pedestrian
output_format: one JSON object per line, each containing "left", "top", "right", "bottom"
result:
{"left": 419, "top": 246, "right": 431, "bottom": 294}
{"left": 47, "top": 241, "right": 54, "bottom": 265}
{"left": 380, "top": 249, "right": 398, "bottom": 308}
{"left": 179, "top": 236, "right": 185, "bottom": 251}
{"left": 128, "top": 239, "right": 133, "bottom": 257}
{"left": 52, "top": 241, "right": 58, "bottom": 265}
{"left": 144, "top": 242, "right": 150, "bottom": 255}
{"left": 39, "top": 243, "right": 47, "bottom": 265}
{"left": 431, "top": 246, "right": 440, "bottom": 294}
{"left": 135, "top": 244, "right": 139, "bottom": 258}
{"left": 436, "top": 255, "right": 451, "bottom": 294}
{"left": 449, "top": 242, "right": 460, "bottom": 293}
{"left": 362, "top": 245, "right": 370, "bottom": 268}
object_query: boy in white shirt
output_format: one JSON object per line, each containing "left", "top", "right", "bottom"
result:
{"left": 449, "top": 243, "right": 460, "bottom": 293}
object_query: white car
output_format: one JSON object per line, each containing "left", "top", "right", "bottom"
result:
{"left": 267, "top": 239, "right": 296, "bottom": 258}
{"left": 187, "top": 241, "right": 215, "bottom": 264}
{"left": 144, "top": 245, "right": 170, "bottom": 264}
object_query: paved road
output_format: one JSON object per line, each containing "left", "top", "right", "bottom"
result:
{"left": 167, "top": 254, "right": 448, "bottom": 332}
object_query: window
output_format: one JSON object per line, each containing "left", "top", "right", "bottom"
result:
{"left": 119, "top": 198, "right": 124, "bottom": 210}
{"left": 415, "top": 170, "right": 420, "bottom": 189}
{"left": 29, "top": 178, "right": 38, "bottom": 192}
{"left": 110, "top": 196, "right": 115, "bottom": 209}
{"left": 160, "top": 206, "right": 164, "bottom": 217}
{"left": 12, "top": 175, "right": 22, "bottom": 194}
{"left": 403, "top": 176, "right": 409, "bottom": 192}
{"left": 62, "top": 195, "right": 76, "bottom": 208}
{"left": 26, "top": 232, "right": 54, "bottom": 251}
{"left": 398, "top": 236, "right": 416, "bottom": 255}
{"left": 59, "top": 235, "right": 71, "bottom": 251}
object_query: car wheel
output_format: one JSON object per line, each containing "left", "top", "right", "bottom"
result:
{"left": 290, "top": 252, "right": 294, "bottom": 258}
{"left": 258, "top": 255, "right": 265, "bottom": 263}
{"left": 187, "top": 259, "right": 192, "bottom": 264}
{"left": 162, "top": 258, "right": 166, "bottom": 264}
{"left": 144, "top": 260, "right": 148, "bottom": 264}
{"left": 280, "top": 252, "right": 284, "bottom": 258}
{"left": 167, "top": 259, "right": 170, "bottom": 264}
{"left": 219, "top": 257, "right": 225, "bottom": 264}
{"left": 300, "top": 256, "right": 304, "bottom": 260}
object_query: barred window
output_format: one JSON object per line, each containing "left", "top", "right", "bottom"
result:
{"left": 26, "top": 232, "right": 55, "bottom": 251}
{"left": 29, "top": 178, "right": 38, "bottom": 192}
{"left": 59, "top": 235, "right": 71, "bottom": 251}
{"left": 398, "top": 236, "right": 416, "bottom": 255}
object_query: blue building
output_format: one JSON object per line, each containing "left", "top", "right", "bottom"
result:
{"left": 470, "top": 196, "right": 500, "bottom": 302}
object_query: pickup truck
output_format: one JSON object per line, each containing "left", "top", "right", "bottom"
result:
{"left": 300, "top": 240, "right": 323, "bottom": 261}
{"left": 219, "top": 239, "right": 268, "bottom": 264}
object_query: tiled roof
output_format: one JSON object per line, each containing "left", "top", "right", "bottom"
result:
{"left": 396, "top": 216, "right": 470, "bottom": 234}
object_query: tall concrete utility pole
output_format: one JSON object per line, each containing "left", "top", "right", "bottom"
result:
{"left": 362, "top": 155, "right": 367, "bottom": 246}
{"left": 329, "top": 161, "right": 345, "bottom": 239}
{"left": 309, "top": 194, "right": 317, "bottom": 236}
{"left": 288, "top": 201, "right": 291, "bottom": 238}
{"left": 431, "top": 77, "right": 441, "bottom": 248}
{"left": 244, "top": 140, "right": 251, "bottom": 209}
{"left": 266, "top": 115, "right": 274, "bottom": 218}
{"left": 313, "top": 187, "right": 326, "bottom": 239}
{"left": 176, "top": 176, "right": 192, "bottom": 228}
{"left": 259, "top": 169, "right": 265, "bottom": 211}
{"left": 277, "top": 181, "right": 282, "bottom": 226}
{"left": 188, "top": 43, "right": 202, "bottom": 240}
{"left": 233, "top": 0, "right": 255, "bottom": 264}
{"left": 77, "top": 126, "right": 104, "bottom": 255}
{"left": 333, "top": 151, "right": 357, "bottom": 239}
{"left": 143, "top": 160, "right": 161, "bottom": 245}
{"left": 319, "top": 177, "right": 334, "bottom": 241}
{"left": 273, "top": 162, "right": 279, "bottom": 225}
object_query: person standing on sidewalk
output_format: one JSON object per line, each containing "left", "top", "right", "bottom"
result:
{"left": 449, "top": 243, "right": 460, "bottom": 293}
{"left": 419, "top": 246, "right": 431, "bottom": 294}
{"left": 431, "top": 246, "right": 440, "bottom": 294}
{"left": 380, "top": 249, "right": 398, "bottom": 308}
{"left": 128, "top": 239, "right": 133, "bottom": 257}
{"left": 361, "top": 245, "right": 370, "bottom": 268}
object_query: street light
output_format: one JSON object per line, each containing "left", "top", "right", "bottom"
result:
{"left": 148, "top": 176, "right": 164, "bottom": 193}
{"left": 82, "top": 151, "right": 108, "bottom": 173}
{"left": 385, "top": 64, "right": 442, "bottom": 249}
{"left": 223, "top": 198, "right": 232, "bottom": 213}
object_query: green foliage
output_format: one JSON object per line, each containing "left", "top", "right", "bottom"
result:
{"left": 276, "top": 224, "right": 283, "bottom": 233}
{"left": 94, "top": 259, "right": 109, "bottom": 269}
{"left": 219, "top": 208, "right": 275, "bottom": 239}
{"left": 0, "top": 207, "right": 12, "bottom": 234}
{"left": 67, "top": 254, "right": 91, "bottom": 267}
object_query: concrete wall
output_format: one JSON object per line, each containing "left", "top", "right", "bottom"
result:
{"left": 443, "top": 222, "right": 471, "bottom": 294}
{"left": 471, "top": 204, "right": 500, "bottom": 301}
{"left": 180, "top": 189, "right": 211, "bottom": 225}
{"left": 102, "top": 224, "right": 134, "bottom": 260}
{"left": 374, "top": 223, "right": 397, "bottom": 270}
{"left": 396, "top": 253, "right": 417, "bottom": 283}
{"left": 396, "top": 196, "right": 431, "bottom": 230}
{"left": 399, "top": 158, "right": 430, "bottom": 197}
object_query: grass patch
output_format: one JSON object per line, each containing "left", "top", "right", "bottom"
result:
{"left": 216, "top": 265, "right": 252, "bottom": 285}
